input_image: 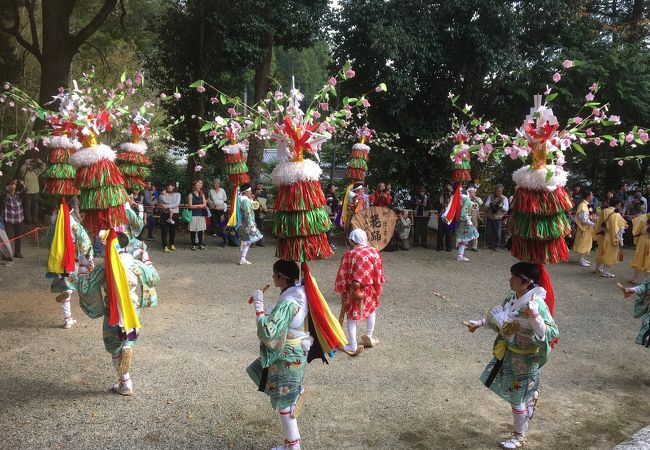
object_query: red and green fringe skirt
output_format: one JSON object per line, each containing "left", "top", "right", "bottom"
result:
{"left": 228, "top": 172, "right": 250, "bottom": 185}
{"left": 350, "top": 148, "right": 369, "bottom": 159}
{"left": 123, "top": 176, "right": 146, "bottom": 191}
{"left": 511, "top": 236, "right": 569, "bottom": 264}
{"left": 75, "top": 159, "right": 126, "bottom": 189}
{"left": 116, "top": 152, "right": 151, "bottom": 165}
{"left": 44, "top": 178, "right": 79, "bottom": 195}
{"left": 83, "top": 207, "right": 128, "bottom": 236}
{"left": 78, "top": 185, "right": 130, "bottom": 210}
{"left": 509, "top": 187, "right": 571, "bottom": 264}
{"left": 274, "top": 208, "right": 331, "bottom": 237}
{"left": 43, "top": 163, "right": 76, "bottom": 180}
{"left": 276, "top": 234, "right": 333, "bottom": 262}
{"left": 48, "top": 147, "right": 76, "bottom": 163}
{"left": 511, "top": 186, "right": 573, "bottom": 215}
{"left": 346, "top": 167, "right": 366, "bottom": 181}
{"left": 225, "top": 152, "right": 246, "bottom": 163}
{"left": 275, "top": 181, "right": 326, "bottom": 212}
{"left": 452, "top": 169, "right": 471, "bottom": 182}
{"left": 348, "top": 157, "right": 368, "bottom": 171}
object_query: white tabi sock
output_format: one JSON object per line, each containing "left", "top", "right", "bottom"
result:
{"left": 279, "top": 407, "right": 300, "bottom": 446}
{"left": 366, "top": 312, "right": 376, "bottom": 338}
{"left": 240, "top": 241, "right": 251, "bottom": 261}
{"left": 120, "top": 372, "right": 132, "bottom": 390}
{"left": 511, "top": 403, "right": 528, "bottom": 435}
{"left": 61, "top": 297, "right": 72, "bottom": 321}
{"left": 344, "top": 319, "right": 358, "bottom": 351}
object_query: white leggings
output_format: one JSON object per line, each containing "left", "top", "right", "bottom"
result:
{"left": 346, "top": 312, "right": 377, "bottom": 346}
{"left": 511, "top": 402, "right": 528, "bottom": 434}
{"left": 279, "top": 407, "right": 300, "bottom": 444}
{"left": 240, "top": 241, "right": 252, "bottom": 259}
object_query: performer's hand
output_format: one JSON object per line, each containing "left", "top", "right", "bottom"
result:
{"left": 463, "top": 320, "right": 483, "bottom": 333}
{"left": 252, "top": 290, "right": 264, "bottom": 313}
{"left": 617, "top": 282, "right": 634, "bottom": 298}
{"left": 526, "top": 299, "right": 540, "bottom": 318}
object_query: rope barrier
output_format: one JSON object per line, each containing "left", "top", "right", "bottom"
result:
{"left": 0, "top": 225, "right": 47, "bottom": 244}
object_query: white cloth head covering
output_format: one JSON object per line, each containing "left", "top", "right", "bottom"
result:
{"left": 349, "top": 228, "right": 368, "bottom": 246}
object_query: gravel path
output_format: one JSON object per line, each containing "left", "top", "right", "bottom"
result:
{"left": 1, "top": 233, "right": 649, "bottom": 449}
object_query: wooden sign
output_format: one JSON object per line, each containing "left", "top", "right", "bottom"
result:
{"left": 351, "top": 206, "right": 397, "bottom": 251}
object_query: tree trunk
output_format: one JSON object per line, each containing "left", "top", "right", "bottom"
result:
{"left": 39, "top": 0, "right": 77, "bottom": 107}
{"left": 247, "top": 5, "right": 275, "bottom": 183}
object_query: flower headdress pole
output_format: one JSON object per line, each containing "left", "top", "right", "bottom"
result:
{"left": 192, "top": 64, "right": 386, "bottom": 359}
{"left": 450, "top": 123, "right": 472, "bottom": 182}
{"left": 116, "top": 118, "right": 152, "bottom": 192}
{"left": 448, "top": 60, "right": 649, "bottom": 318}
{"left": 338, "top": 126, "right": 374, "bottom": 227}
{"left": 222, "top": 122, "right": 250, "bottom": 228}
{"left": 43, "top": 116, "right": 81, "bottom": 195}
{"left": 69, "top": 108, "right": 129, "bottom": 236}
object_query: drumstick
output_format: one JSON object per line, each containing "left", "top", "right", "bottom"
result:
{"left": 248, "top": 284, "right": 270, "bottom": 304}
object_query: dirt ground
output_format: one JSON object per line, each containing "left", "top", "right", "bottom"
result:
{"left": 1, "top": 231, "right": 649, "bottom": 450}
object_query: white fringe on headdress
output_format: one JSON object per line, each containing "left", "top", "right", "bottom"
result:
{"left": 222, "top": 143, "right": 247, "bottom": 155}
{"left": 119, "top": 142, "right": 147, "bottom": 154}
{"left": 69, "top": 144, "right": 116, "bottom": 167}
{"left": 512, "top": 165, "right": 568, "bottom": 192}
{"left": 48, "top": 136, "right": 82, "bottom": 149}
{"left": 271, "top": 159, "right": 322, "bottom": 186}
{"left": 352, "top": 143, "right": 370, "bottom": 152}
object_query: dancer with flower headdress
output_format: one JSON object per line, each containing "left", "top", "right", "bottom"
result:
{"left": 465, "top": 262, "right": 559, "bottom": 449}
{"left": 77, "top": 230, "right": 143, "bottom": 396}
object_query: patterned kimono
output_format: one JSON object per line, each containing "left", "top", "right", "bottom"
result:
{"left": 631, "top": 278, "right": 650, "bottom": 347}
{"left": 247, "top": 285, "right": 309, "bottom": 410}
{"left": 456, "top": 195, "right": 480, "bottom": 245}
{"left": 238, "top": 196, "right": 263, "bottom": 243}
{"left": 335, "top": 244, "right": 385, "bottom": 320}
{"left": 45, "top": 214, "right": 93, "bottom": 293}
{"left": 77, "top": 252, "right": 142, "bottom": 356}
{"left": 479, "top": 286, "right": 559, "bottom": 405}
{"left": 631, "top": 214, "right": 650, "bottom": 273}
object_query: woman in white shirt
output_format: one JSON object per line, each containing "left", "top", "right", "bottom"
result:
{"left": 207, "top": 178, "right": 228, "bottom": 240}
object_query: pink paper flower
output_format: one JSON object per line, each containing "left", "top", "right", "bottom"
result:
{"left": 117, "top": 82, "right": 124, "bottom": 90}
{"left": 194, "top": 165, "right": 203, "bottom": 172}
{"left": 573, "top": 117, "right": 583, "bottom": 125}
{"left": 227, "top": 107, "right": 238, "bottom": 117}
{"left": 618, "top": 160, "right": 624, "bottom": 166}
{"left": 346, "top": 69, "right": 356, "bottom": 78}
{"left": 552, "top": 72, "right": 561, "bottom": 83}
{"left": 562, "top": 59, "right": 573, "bottom": 69}
{"left": 210, "top": 97, "right": 219, "bottom": 104}
{"left": 361, "top": 97, "right": 370, "bottom": 108}
{"left": 134, "top": 73, "right": 143, "bottom": 85}
{"left": 127, "top": 88, "right": 136, "bottom": 95}
{"left": 625, "top": 133, "right": 634, "bottom": 143}
{"left": 328, "top": 77, "right": 337, "bottom": 86}
{"left": 197, "top": 149, "right": 206, "bottom": 157}
{"left": 313, "top": 111, "right": 321, "bottom": 119}
{"left": 592, "top": 108, "right": 601, "bottom": 117}
{"left": 126, "top": 79, "right": 133, "bottom": 86}
{"left": 585, "top": 93, "right": 594, "bottom": 101}
{"left": 609, "top": 139, "right": 618, "bottom": 147}
{"left": 589, "top": 82, "right": 597, "bottom": 92}
{"left": 609, "top": 115, "right": 621, "bottom": 125}
{"left": 640, "top": 131, "right": 649, "bottom": 143}
{"left": 160, "top": 93, "right": 167, "bottom": 99}
{"left": 319, "top": 102, "right": 329, "bottom": 111}
{"left": 196, "top": 85, "right": 206, "bottom": 93}
{"left": 447, "top": 91, "right": 454, "bottom": 99}
{"left": 544, "top": 85, "right": 552, "bottom": 95}
{"left": 594, "top": 137, "right": 602, "bottom": 146}
{"left": 586, "top": 128, "right": 594, "bottom": 137}
{"left": 173, "top": 92, "right": 181, "bottom": 100}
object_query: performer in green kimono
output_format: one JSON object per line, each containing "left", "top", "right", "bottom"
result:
{"left": 456, "top": 193, "right": 480, "bottom": 261}
{"left": 46, "top": 202, "right": 94, "bottom": 329}
{"left": 238, "top": 183, "right": 263, "bottom": 265}
{"left": 465, "top": 262, "right": 559, "bottom": 449}
{"left": 77, "top": 231, "right": 142, "bottom": 396}
{"left": 620, "top": 277, "right": 650, "bottom": 347}
{"left": 247, "top": 260, "right": 309, "bottom": 450}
